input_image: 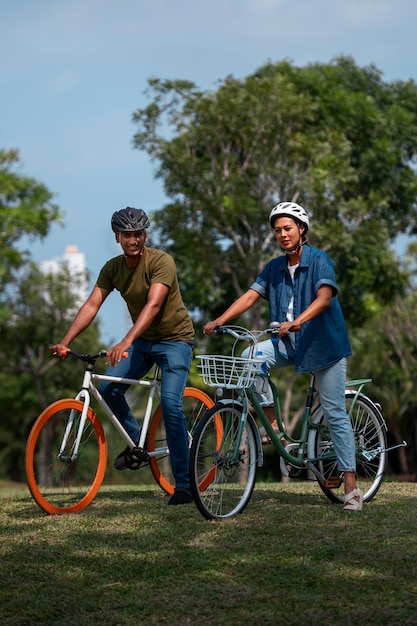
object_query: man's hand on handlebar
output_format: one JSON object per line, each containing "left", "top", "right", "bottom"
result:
{"left": 49, "top": 343, "right": 70, "bottom": 358}
{"left": 105, "top": 340, "right": 132, "bottom": 367}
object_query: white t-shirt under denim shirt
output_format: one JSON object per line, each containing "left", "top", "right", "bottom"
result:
{"left": 286, "top": 262, "right": 299, "bottom": 349}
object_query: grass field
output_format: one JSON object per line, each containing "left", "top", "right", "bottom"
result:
{"left": 1, "top": 479, "right": 416, "bottom": 625}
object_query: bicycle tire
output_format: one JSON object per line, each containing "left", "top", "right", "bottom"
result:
{"left": 311, "top": 391, "right": 388, "bottom": 504}
{"left": 25, "top": 399, "right": 107, "bottom": 514}
{"left": 148, "top": 387, "right": 214, "bottom": 495}
{"left": 189, "top": 402, "right": 259, "bottom": 520}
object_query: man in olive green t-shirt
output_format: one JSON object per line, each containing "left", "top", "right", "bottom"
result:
{"left": 50, "top": 207, "right": 195, "bottom": 505}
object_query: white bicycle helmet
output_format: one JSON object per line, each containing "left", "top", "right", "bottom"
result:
{"left": 269, "top": 202, "right": 309, "bottom": 231}
{"left": 111, "top": 207, "right": 150, "bottom": 232}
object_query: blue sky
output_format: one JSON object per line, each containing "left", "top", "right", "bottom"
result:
{"left": 1, "top": 0, "right": 416, "bottom": 344}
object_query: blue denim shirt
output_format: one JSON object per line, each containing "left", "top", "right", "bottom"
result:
{"left": 250, "top": 244, "right": 351, "bottom": 373}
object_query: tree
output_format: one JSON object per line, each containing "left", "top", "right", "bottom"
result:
{"left": 348, "top": 242, "right": 417, "bottom": 477}
{"left": 131, "top": 57, "right": 417, "bottom": 332}
{"left": 0, "top": 146, "right": 65, "bottom": 480}
{"left": 0, "top": 264, "right": 101, "bottom": 482}
{"left": 0, "top": 148, "right": 61, "bottom": 294}
{"left": 130, "top": 57, "right": 417, "bottom": 475}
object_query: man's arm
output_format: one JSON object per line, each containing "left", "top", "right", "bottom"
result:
{"left": 49, "top": 286, "right": 109, "bottom": 357}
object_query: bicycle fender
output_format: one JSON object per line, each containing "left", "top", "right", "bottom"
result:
{"left": 214, "top": 399, "right": 264, "bottom": 468}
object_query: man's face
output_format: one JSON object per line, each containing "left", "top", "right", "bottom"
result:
{"left": 116, "top": 230, "right": 147, "bottom": 258}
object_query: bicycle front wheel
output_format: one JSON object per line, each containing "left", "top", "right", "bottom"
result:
{"left": 148, "top": 387, "right": 214, "bottom": 495}
{"left": 25, "top": 399, "right": 107, "bottom": 514}
{"left": 189, "top": 402, "right": 259, "bottom": 520}
{"left": 312, "top": 391, "right": 388, "bottom": 504}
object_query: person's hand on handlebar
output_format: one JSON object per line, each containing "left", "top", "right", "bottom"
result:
{"left": 278, "top": 322, "right": 302, "bottom": 337}
{"left": 105, "top": 340, "right": 132, "bottom": 367}
{"left": 49, "top": 343, "right": 70, "bottom": 358}
{"left": 203, "top": 320, "right": 222, "bottom": 336}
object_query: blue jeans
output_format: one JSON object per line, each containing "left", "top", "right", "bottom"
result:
{"left": 99, "top": 338, "right": 193, "bottom": 489}
{"left": 243, "top": 340, "right": 356, "bottom": 473}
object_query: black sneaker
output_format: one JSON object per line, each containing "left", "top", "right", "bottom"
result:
{"left": 113, "top": 446, "right": 143, "bottom": 471}
{"left": 168, "top": 488, "right": 193, "bottom": 505}
{"left": 114, "top": 447, "right": 130, "bottom": 470}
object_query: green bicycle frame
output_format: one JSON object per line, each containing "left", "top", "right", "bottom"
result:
{"left": 243, "top": 373, "right": 373, "bottom": 470}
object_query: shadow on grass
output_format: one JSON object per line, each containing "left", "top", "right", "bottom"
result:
{"left": 1, "top": 482, "right": 417, "bottom": 625}
{"left": 4, "top": 479, "right": 416, "bottom": 520}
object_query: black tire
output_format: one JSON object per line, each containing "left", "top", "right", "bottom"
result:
{"left": 312, "top": 391, "right": 388, "bottom": 504}
{"left": 189, "top": 402, "right": 259, "bottom": 520}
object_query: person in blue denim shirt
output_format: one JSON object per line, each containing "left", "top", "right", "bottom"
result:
{"left": 203, "top": 202, "right": 363, "bottom": 511}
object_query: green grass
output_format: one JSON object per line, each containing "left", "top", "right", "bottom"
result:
{"left": 1, "top": 480, "right": 416, "bottom": 625}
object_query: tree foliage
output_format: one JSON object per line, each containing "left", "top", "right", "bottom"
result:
{"left": 0, "top": 148, "right": 61, "bottom": 293}
{"left": 348, "top": 242, "right": 417, "bottom": 475}
{"left": 132, "top": 56, "right": 417, "bottom": 331}
{"left": 130, "top": 57, "right": 417, "bottom": 471}
{"left": 0, "top": 148, "right": 105, "bottom": 482}
{"left": 0, "top": 264, "right": 102, "bottom": 481}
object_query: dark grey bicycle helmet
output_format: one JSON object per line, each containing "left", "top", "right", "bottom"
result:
{"left": 111, "top": 207, "right": 150, "bottom": 232}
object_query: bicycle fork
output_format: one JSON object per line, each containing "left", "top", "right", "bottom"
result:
{"left": 60, "top": 369, "right": 100, "bottom": 462}
{"left": 217, "top": 397, "right": 258, "bottom": 470}
{"left": 60, "top": 372, "right": 93, "bottom": 462}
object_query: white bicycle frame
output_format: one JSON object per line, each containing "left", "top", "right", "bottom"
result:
{"left": 59, "top": 365, "right": 167, "bottom": 462}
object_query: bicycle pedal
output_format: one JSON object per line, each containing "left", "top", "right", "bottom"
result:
{"left": 324, "top": 475, "right": 343, "bottom": 489}
{"left": 131, "top": 447, "right": 148, "bottom": 462}
{"left": 126, "top": 447, "right": 148, "bottom": 470}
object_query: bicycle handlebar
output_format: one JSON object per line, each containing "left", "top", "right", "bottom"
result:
{"left": 212, "top": 322, "right": 301, "bottom": 342}
{"left": 213, "top": 323, "right": 282, "bottom": 342}
{"left": 53, "top": 349, "right": 129, "bottom": 364}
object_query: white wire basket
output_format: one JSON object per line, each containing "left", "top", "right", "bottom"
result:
{"left": 196, "top": 354, "right": 263, "bottom": 389}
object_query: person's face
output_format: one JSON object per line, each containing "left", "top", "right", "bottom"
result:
{"left": 272, "top": 216, "right": 304, "bottom": 251}
{"left": 116, "top": 230, "right": 147, "bottom": 257}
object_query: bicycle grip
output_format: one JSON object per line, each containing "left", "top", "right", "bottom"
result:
{"left": 53, "top": 348, "right": 70, "bottom": 358}
{"left": 272, "top": 322, "right": 301, "bottom": 333}
{"left": 103, "top": 350, "right": 129, "bottom": 359}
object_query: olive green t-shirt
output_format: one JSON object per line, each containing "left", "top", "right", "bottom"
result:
{"left": 96, "top": 247, "right": 194, "bottom": 342}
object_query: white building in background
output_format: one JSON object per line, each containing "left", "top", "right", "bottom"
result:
{"left": 39, "top": 245, "right": 88, "bottom": 307}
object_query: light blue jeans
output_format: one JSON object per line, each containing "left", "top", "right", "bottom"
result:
{"left": 99, "top": 338, "right": 193, "bottom": 489}
{"left": 243, "top": 339, "right": 356, "bottom": 473}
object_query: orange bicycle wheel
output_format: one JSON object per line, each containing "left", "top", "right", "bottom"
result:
{"left": 148, "top": 387, "right": 214, "bottom": 495}
{"left": 25, "top": 399, "right": 107, "bottom": 514}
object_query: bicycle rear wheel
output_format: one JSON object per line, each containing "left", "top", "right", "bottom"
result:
{"left": 25, "top": 399, "right": 107, "bottom": 514}
{"left": 189, "top": 403, "right": 259, "bottom": 520}
{"left": 148, "top": 387, "right": 214, "bottom": 495}
{"left": 312, "top": 391, "right": 387, "bottom": 504}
